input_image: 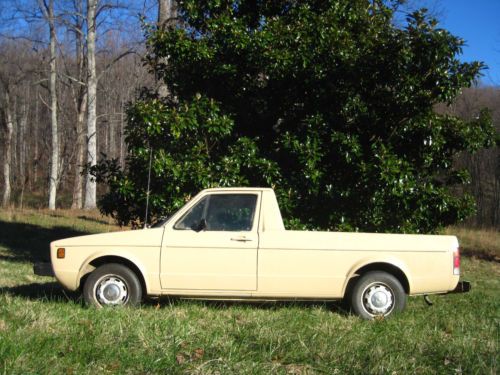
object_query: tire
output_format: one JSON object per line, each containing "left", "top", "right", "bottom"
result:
{"left": 350, "top": 271, "right": 406, "bottom": 319}
{"left": 83, "top": 263, "right": 142, "bottom": 308}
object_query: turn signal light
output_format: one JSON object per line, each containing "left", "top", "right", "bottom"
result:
{"left": 57, "top": 248, "right": 65, "bottom": 259}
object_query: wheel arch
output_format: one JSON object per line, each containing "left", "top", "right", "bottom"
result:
{"left": 343, "top": 261, "right": 411, "bottom": 297}
{"left": 78, "top": 255, "right": 148, "bottom": 296}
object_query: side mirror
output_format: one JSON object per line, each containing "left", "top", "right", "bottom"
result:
{"left": 194, "top": 218, "right": 207, "bottom": 232}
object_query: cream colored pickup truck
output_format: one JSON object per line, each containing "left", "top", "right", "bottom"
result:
{"left": 35, "top": 187, "right": 470, "bottom": 319}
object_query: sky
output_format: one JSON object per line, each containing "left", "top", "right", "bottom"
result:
{"left": 437, "top": 0, "right": 500, "bottom": 85}
{"left": 1, "top": 0, "right": 498, "bottom": 85}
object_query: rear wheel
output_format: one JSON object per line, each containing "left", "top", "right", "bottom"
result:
{"left": 350, "top": 271, "right": 406, "bottom": 319}
{"left": 83, "top": 263, "right": 142, "bottom": 308}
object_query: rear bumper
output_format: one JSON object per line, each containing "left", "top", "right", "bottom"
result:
{"left": 450, "top": 280, "right": 471, "bottom": 293}
{"left": 33, "top": 262, "right": 55, "bottom": 277}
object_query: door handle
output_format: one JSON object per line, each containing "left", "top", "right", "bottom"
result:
{"left": 230, "top": 236, "right": 253, "bottom": 242}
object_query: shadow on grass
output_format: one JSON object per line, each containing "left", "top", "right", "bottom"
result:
{"left": 0, "top": 281, "right": 81, "bottom": 304}
{"left": 76, "top": 215, "right": 117, "bottom": 226}
{"left": 462, "top": 250, "right": 500, "bottom": 263}
{"left": 0, "top": 219, "right": 88, "bottom": 262}
{"left": 152, "top": 296, "right": 350, "bottom": 315}
{"left": 0, "top": 281, "right": 349, "bottom": 315}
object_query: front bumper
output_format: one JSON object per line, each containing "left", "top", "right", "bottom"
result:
{"left": 33, "top": 262, "right": 55, "bottom": 277}
{"left": 451, "top": 280, "right": 471, "bottom": 293}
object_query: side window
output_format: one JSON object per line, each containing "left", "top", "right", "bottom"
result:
{"left": 174, "top": 196, "right": 208, "bottom": 230}
{"left": 174, "top": 194, "right": 258, "bottom": 231}
{"left": 205, "top": 194, "right": 257, "bottom": 231}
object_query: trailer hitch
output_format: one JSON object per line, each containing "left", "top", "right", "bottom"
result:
{"left": 423, "top": 295, "right": 433, "bottom": 306}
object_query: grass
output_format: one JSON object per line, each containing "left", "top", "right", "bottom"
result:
{"left": 0, "top": 210, "right": 498, "bottom": 374}
{"left": 444, "top": 226, "right": 500, "bottom": 261}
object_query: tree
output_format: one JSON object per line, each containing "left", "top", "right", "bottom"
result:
{"left": 81, "top": 1, "right": 499, "bottom": 232}
{"left": 65, "top": 0, "right": 88, "bottom": 209}
{"left": 39, "top": 0, "right": 60, "bottom": 210}
{"left": 156, "top": 0, "right": 177, "bottom": 98}
{"left": 83, "top": 0, "right": 149, "bottom": 209}
{"left": 83, "top": 0, "right": 98, "bottom": 209}
{"left": 93, "top": 94, "right": 279, "bottom": 226}
{"left": 0, "top": 87, "right": 13, "bottom": 207}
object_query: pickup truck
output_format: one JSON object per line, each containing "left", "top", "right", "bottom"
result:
{"left": 34, "top": 187, "right": 470, "bottom": 319}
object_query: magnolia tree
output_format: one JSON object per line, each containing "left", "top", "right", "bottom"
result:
{"left": 92, "top": 0, "right": 495, "bottom": 232}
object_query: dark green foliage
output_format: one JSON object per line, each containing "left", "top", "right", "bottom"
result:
{"left": 93, "top": 0, "right": 495, "bottom": 231}
{"left": 94, "top": 94, "right": 280, "bottom": 226}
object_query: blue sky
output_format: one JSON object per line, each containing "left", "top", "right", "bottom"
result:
{"left": 437, "top": 0, "right": 500, "bottom": 85}
{"left": 1, "top": 0, "right": 498, "bottom": 85}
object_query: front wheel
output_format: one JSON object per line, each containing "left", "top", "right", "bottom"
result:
{"left": 83, "top": 263, "right": 142, "bottom": 308}
{"left": 350, "top": 271, "right": 406, "bottom": 319}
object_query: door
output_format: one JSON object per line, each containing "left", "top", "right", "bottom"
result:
{"left": 160, "top": 192, "right": 260, "bottom": 291}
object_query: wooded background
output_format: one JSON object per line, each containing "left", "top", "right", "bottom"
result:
{"left": 0, "top": 0, "right": 498, "bottom": 228}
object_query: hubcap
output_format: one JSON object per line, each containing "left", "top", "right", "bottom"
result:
{"left": 95, "top": 275, "right": 128, "bottom": 306}
{"left": 361, "top": 283, "right": 394, "bottom": 316}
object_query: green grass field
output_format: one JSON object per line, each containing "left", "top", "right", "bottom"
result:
{"left": 0, "top": 210, "right": 498, "bottom": 374}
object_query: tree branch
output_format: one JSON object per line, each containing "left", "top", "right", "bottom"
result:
{"left": 97, "top": 49, "right": 140, "bottom": 81}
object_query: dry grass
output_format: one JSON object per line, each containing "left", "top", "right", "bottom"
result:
{"left": 444, "top": 226, "right": 500, "bottom": 261}
{"left": 0, "top": 207, "right": 120, "bottom": 226}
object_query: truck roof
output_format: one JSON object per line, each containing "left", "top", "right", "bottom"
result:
{"left": 201, "top": 187, "right": 275, "bottom": 193}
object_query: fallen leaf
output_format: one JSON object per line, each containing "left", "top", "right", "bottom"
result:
{"left": 191, "top": 348, "right": 205, "bottom": 360}
{"left": 285, "top": 364, "right": 310, "bottom": 374}
{"left": 176, "top": 353, "right": 187, "bottom": 365}
{"left": 107, "top": 361, "right": 120, "bottom": 371}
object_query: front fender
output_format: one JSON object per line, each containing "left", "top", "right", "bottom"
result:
{"left": 77, "top": 250, "right": 150, "bottom": 292}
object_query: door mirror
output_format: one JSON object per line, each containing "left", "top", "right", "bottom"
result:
{"left": 193, "top": 218, "right": 207, "bottom": 232}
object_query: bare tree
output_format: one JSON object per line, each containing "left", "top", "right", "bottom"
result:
{"left": 84, "top": 0, "right": 98, "bottom": 209}
{"left": 17, "top": 88, "right": 29, "bottom": 207}
{"left": 65, "top": 0, "right": 88, "bottom": 209}
{"left": 83, "top": 0, "right": 146, "bottom": 209}
{"left": 1, "top": 88, "right": 13, "bottom": 207}
{"left": 38, "top": 0, "right": 60, "bottom": 210}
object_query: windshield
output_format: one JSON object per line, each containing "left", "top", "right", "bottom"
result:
{"left": 150, "top": 206, "right": 183, "bottom": 228}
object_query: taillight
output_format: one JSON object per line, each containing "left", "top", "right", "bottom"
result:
{"left": 453, "top": 247, "right": 460, "bottom": 275}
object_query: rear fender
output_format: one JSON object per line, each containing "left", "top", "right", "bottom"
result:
{"left": 342, "top": 257, "right": 412, "bottom": 297}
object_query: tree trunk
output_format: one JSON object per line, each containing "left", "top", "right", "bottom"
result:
{"left": 19, "top": 98, "right": 28, "bottom": 208}
{"left": 108, "top": 99, "right": 115, "bottom": 158}
{"left": 72, "top": 1, "right": 87, "bottom": 209}
{"left": 33, "top": 89, "right": 39, "bottom": 185}
{"left": 11, "top": 96, "right": 17, "bottom": 189}
{"left": 2, "top": 90, "right": 13, "bottom": 207}
{"left": 47, "top": 0, "right": 59, "bottom": 210}
{"left": 72, "top": 92, "right": 87, "bottom": 209}
{"left": 157, "top": 0, "right": 177, "bottom": 98}
{"left": 84, "top": 0, "right": 98, "bottom": 209}
{"left": 158, "top": 0, "right": 177, "bottom": 27}
{"left": 119, "top": 104, "right": 125, "bottom": 167}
